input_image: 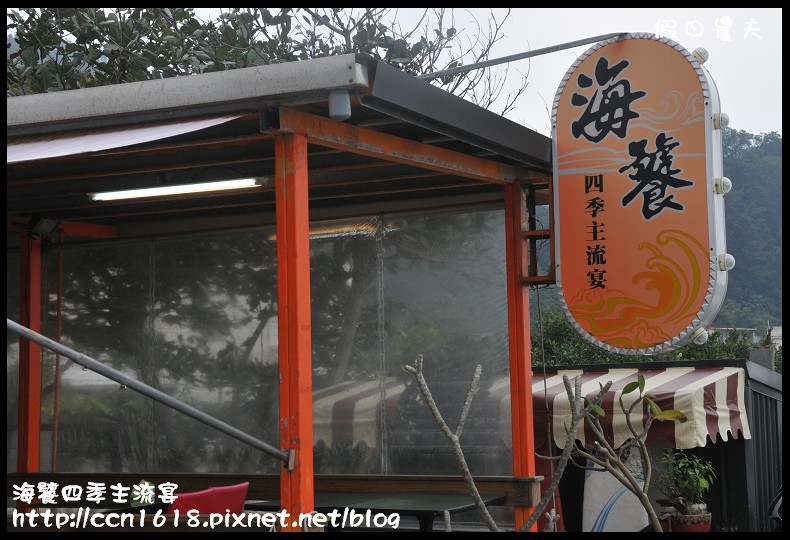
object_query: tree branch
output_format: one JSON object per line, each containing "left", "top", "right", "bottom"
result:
{"left": 403, "top": 354, "right": 500, "bottom": 532}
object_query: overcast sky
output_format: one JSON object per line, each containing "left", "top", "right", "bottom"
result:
{"left": 194, "top": 8, "right": 780, "bottom": 137}
{"left": 406, "top": 8, "right": 782, "bottom": 138}
{"left": 12, "top": 8, "right": 780, "bottom": 137}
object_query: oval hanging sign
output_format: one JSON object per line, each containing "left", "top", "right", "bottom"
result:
{"left": 552, "top": 33, "right": 731, "bottom": 355}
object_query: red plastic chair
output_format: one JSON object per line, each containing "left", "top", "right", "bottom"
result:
{"left": 210, "top": 482, "right": 249, "bottom": 514}
{"left": 167, "top": 487, "right": 215, "bottom": 514}
{"left": 167, "top": 482, "right": 249, "bottom": 515}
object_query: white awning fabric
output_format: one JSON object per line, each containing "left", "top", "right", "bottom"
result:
{"left": 312, "top": 366, "right": 752, "bottom": 451}
{"left": 313, "top": 377, "right": 407, "bottom": 449}
{"left": 513, "top": 365, "right": 752, "bottom": 450}
{"left": 7, "top": 114, "right": 243, "bottom": 164}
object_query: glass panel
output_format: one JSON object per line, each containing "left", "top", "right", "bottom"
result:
{"left": 41, "top": 231, "right": 280, "bottom": 473}
{"left": 7, "top": 251, "right": 20, "bottom": 473}
{"left": 310, "top": 210, "right": 512, "bottom": 476}
{"left": 384, "top": 209, "right": 511, "bottom": 476}
{"left": 28, "top": 205, "right": 514, "bottom": 481}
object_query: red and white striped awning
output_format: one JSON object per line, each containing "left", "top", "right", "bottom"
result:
{"left": 520, "top": 365, "right": 752, "bottom": 450}
{"left": 313, "top": 377, "right": 406, "bottom": 449}
{"left": 311, "top": 365, "right": 752, "bottom": 452}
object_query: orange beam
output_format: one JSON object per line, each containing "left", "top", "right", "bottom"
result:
{"left": 504, "top": 183, "right": 537, "bottom": 531}
{"left": 18, "top": 234, "right": 42, "bottom": 473}
{"left": 7, "top": 217, "right": 117, "bottom": 239}
{"left": 59, "top": 221, "right": 117, "bottom": 238}
{"left": 275, "top": 132, "right": 314, "bottom": 531}
{"left": 278, "top": 107, "right": 528, "bottom": 185}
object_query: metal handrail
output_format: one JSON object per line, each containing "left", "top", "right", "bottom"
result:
{"left": 7, "top": 318, "right": 294, "bottom": 469}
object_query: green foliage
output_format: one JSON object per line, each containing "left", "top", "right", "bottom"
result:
{"left": 7, "top": 8, "right": 526, "bottom": 115}
{"left": 658, "top": 449, "right": 716, "bottom": 507}
{"left": 530, "top": 308, "right": 759, "bottom": 365}
{"left": 530, "top": 309, "right": 626, "bottom": 366}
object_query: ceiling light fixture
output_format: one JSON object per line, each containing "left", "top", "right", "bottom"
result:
{"left": 89, "top": 178, "right": 261, "bottom": 202}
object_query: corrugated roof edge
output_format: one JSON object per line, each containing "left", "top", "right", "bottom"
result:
{"left": 7, "top": 54, "right": 369, "bottom": 136}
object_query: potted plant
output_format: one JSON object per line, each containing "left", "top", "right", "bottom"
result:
{"left": 655, "top": 449, "right": 717, "bottom": 532}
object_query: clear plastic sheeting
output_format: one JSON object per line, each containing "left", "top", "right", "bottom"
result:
{"left": 311, "top": 211, "right": 512, "bottom": 476}
{"left": 25, "top": 207, "right": 513, "bottom": 476}
{"left": 6, "top": 252, "right": 20, "bottom": 473}
{"left": 39, "top": 231, "right": 280, "bottom": 473}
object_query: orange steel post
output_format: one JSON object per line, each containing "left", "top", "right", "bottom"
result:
{"left": 18, "top": 234, "right": 42, "bottom": 472}
{"left": 275, "top": 132, "right": 315, "bottom": 531}
{"left": 504, "top": 183, "right": 537, "bottom": 531}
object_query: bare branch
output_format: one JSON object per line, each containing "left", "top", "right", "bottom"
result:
{"left": 519, "top": 374, "right": 590, "bottom": 531}
{"left": 402, "top": 354, "right": 500, "bottom": 532}
{"left": 454, "top": 364, "right": 481, "bottom": 439}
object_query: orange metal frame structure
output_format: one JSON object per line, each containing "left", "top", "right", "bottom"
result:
{"left": 14, "top": 106, "right": 550, "bottom": 531}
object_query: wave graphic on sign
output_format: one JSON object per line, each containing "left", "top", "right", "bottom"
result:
{"left": 567, "top": 229, "right": 707, "bottom": 349}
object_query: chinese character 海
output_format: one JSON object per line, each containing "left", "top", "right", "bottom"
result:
{"left": 571, "top": 57, "right": 646, "bottom": 143}
{"left": 620, "top": 133, "right": 693, "bottom": 220}
{"left": 12, "top": 482, "right": 38, "bottom": 504}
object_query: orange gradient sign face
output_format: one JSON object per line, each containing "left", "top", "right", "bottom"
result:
{"left": 552, "top": 33, "right": 728, "bottom": 355}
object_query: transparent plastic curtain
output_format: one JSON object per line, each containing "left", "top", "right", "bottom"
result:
{"left": 40, "top": 232, "right": 280, "bottom": 473}
{"left": 31, "top": 206, "right": 513, "bottom": 479}
{"left": 310, "top": 210, "right": 512, "bottom": 477}
{"left": 7, "top": 251, "right": 20, "bottom": 473}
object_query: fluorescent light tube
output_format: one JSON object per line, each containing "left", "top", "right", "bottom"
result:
{"left": 90, "top": 178, "right": 260, "bottom": 201}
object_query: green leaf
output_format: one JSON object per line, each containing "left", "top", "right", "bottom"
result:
{"left": 584, "top": 399, "right": 605, "bottom": 416}
{"left": 592, "top": 404, "right": 605, "bottom": 416}
{"left": 638, "top": 373, "right": 645, "bottom": 394}
{"left": 622, "top": 381, "right": 639, "bottom": 395}
{"left": 653, "top": 409, "right": 688, "bottom": 422}
{"left": 129, "top": 55, "right": 151, "bottom": 68}
{"left": 644, "top": 396, "right": 661, "bottom": 416}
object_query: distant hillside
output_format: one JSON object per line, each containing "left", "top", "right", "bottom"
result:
{"left": 714, "top": 129, "right": 782, "bottom": 330}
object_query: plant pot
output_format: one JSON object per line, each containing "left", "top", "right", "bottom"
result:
{"left": 666, "top": 512, "right": 712, "bottom": 532}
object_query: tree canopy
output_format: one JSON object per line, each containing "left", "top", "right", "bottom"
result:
{"left": 6, "top": 7, "right": 526, "bottom": 115}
